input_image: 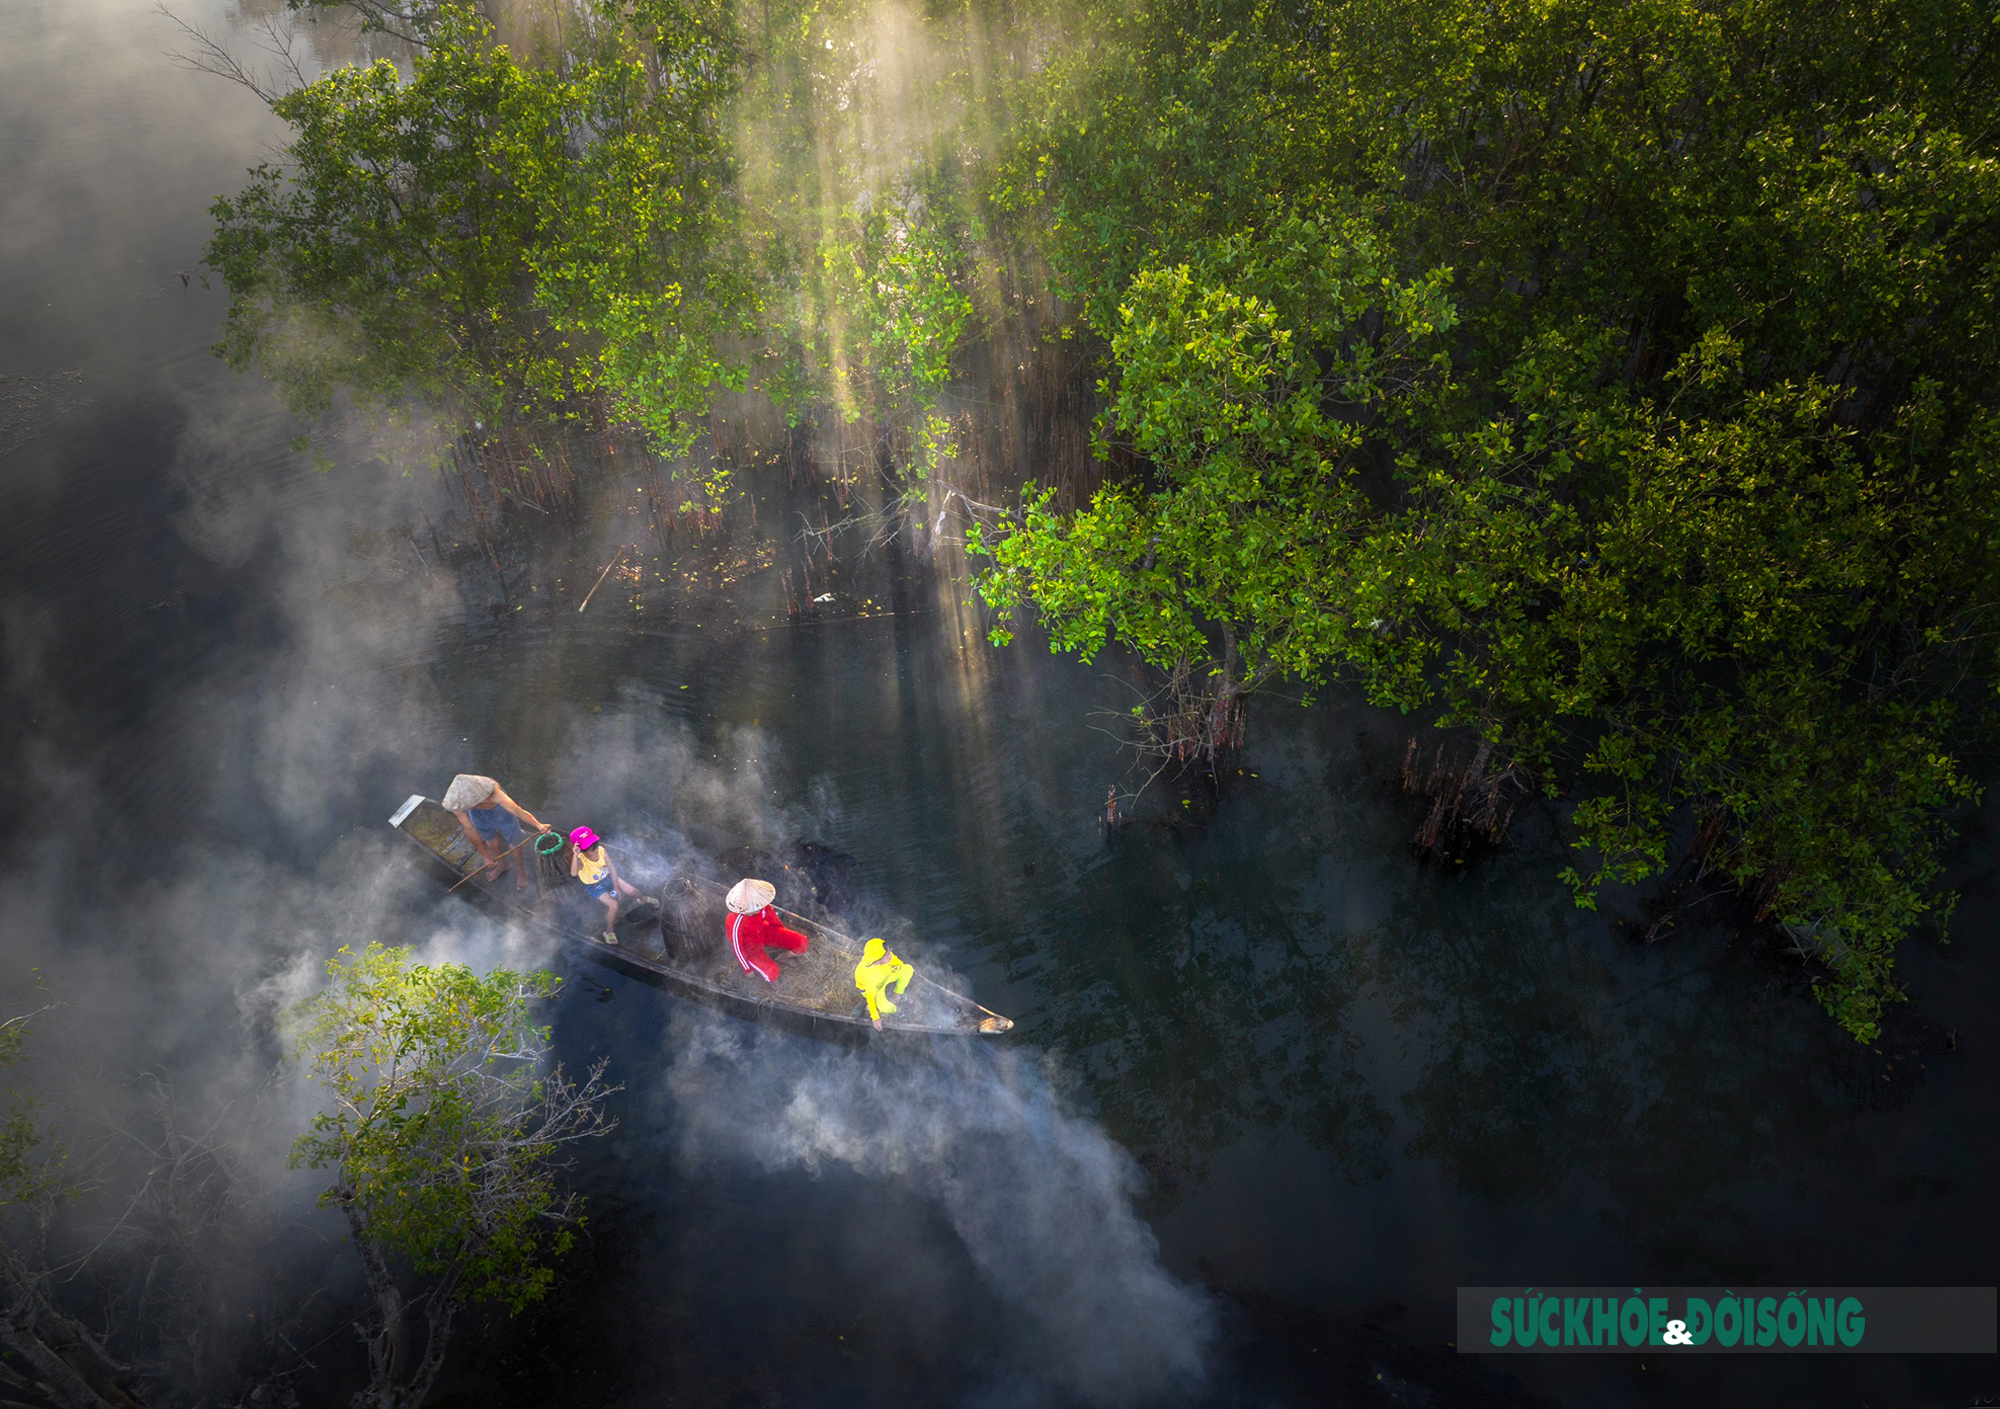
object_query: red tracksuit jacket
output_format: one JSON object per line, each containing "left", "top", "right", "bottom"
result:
{"left": 727, "top": 906, "right": 809, "bottom": 983}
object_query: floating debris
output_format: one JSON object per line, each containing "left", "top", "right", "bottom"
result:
{"left": 0, "top": 371, "right": 87, "bottom": 460}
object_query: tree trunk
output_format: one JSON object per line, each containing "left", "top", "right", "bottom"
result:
{"left": 340, "top": 1203, "right": 458, "bottom": 1409}
{"left": 1209, "top": 624, "right": 1242, "bottom": 762}
{"left": 0, "top": 1244, "right": 144, "bottom": 1409}
{"left": 402, "top": 1287, "right": 457, "bottom": 1409}
{"left": 343, "top": 1205, "right": 410, "bottom": 1409}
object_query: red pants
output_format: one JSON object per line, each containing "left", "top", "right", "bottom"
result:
{"left": 728, "top": 909, "right": 809, "bottom": 983}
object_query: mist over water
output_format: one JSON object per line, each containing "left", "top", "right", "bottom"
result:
{"left": 665, "top": 1022, "right": 1214, "bottom": 1407}
{"left": 3, "top": 3, "right": 2000, "bottom": 1408}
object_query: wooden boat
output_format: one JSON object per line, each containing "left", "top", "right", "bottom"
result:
{"left": 388, "top": 795, "right": 1014, "bottom": 1037}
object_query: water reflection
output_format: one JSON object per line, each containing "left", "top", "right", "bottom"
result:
{"left": 399, "top": 567, "right": 1994, "bottom": 1406}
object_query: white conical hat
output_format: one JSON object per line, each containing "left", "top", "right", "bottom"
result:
{"left": 725, "top": 878, "right": 776, "bottom": 914}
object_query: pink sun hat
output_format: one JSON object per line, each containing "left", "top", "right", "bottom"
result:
{"left": 569, "top": 825, "right": 600, "bottom": 851}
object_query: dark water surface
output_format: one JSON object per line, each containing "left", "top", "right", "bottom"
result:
{"left": 3, "top": 5, "right": 1997, "bottom": 1407}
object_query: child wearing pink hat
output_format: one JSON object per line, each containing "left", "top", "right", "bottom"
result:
{"left": 568, "top": 826, "right": 655, "bottom": 945}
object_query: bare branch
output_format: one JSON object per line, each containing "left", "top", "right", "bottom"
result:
{"left": 158, "top": 6, "right": 283, "bottom": 103}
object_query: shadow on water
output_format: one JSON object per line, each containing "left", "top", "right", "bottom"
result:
{"left": 400, "top": 594, "right": 1999, "bottom": 1407}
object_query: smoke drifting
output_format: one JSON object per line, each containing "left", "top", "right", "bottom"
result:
{"left": 0, "top": 2, "right": 1224, "bottom": 1404}
{"left": 663, "top": 1017, "right": 1215, "bottom": 1407}
{"left": 0, "top": 242, "right": 1210, "bottom": 1409}
{"left": 513, "top": 715, "right": 1222, "bottom": 1404}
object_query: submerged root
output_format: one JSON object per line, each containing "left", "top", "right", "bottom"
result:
{"left": 1401, "top": 735, "right": 1518, "bottom": 864}
{"left": 1621, "top": 807, "right": 1747, "bottom": 943}
{"left": 1127, "top": 659, "right": 1247, "bottom": 772}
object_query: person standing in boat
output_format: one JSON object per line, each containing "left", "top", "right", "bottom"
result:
{"left": 442, "top": 773, "right": 550, "bottom": 891}
{"left": 568, "top": 826, "right": 655, "bottom": 946}
{"left": 725, "top": 878, "right": 809, "bottom": 984}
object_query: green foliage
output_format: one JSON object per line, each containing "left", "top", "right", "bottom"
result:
{"left": 287, "top": 944, "right": 603, "bottom": 1313}
{"left": 976, "top": 214, "right": 1456, "bottom": 701}
{"left": 206, "top": 0, "right": 2000, "bottom": 1039}
{"left": 720, "top": 0, "right": 995, "bottom": 472}
{"left": 206, "top": 0, "right": 745, "bottom": 463}
{"left": 0, "top": 984, "right": 72, "bottom": 1216}
{"left": 212, "top": 0, "right": 996, "bottom": 492}
{"left": 0, "top": 995, "right": 68, "bottom": 1212}
{"left": 820, "top": 197, "right": 974, "bottom": 435}
{"left": 514, "top": 0, "right": 752, "bottom": 461}
{"left": 978, "top": 0, "right": 2000, "bottom": 1038}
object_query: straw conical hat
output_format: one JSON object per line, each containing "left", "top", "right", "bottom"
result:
{"left": 725, "top": 878, "right": 776, "bottom": 914}
{"left": 440, "top": 774, "right": 497, "bottom": 812}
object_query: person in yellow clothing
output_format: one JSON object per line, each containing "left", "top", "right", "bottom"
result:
{"left": 567, "top": 826, "right": 655, "bottom": 946}
{"left": 853, "top": 938, "right": 914, "bottom": 1031}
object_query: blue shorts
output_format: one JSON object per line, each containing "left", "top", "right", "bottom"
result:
{"left": 583, "top": 876, "right": 615, "bottom": 900}
{"left": 468, "top": 804, "right": 524, "bottom": 847}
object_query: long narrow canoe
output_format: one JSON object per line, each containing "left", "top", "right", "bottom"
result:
{"left": 389, "top": 795, "right": 1013, "bottom": 1037}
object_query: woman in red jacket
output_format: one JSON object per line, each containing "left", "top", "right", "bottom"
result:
{"left": 724, "top": 878, "right": 809, "bottom": 984}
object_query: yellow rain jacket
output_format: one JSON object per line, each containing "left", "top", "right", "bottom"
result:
{"left": 854, "top": 938, "right": 914, "bottom": 1023}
